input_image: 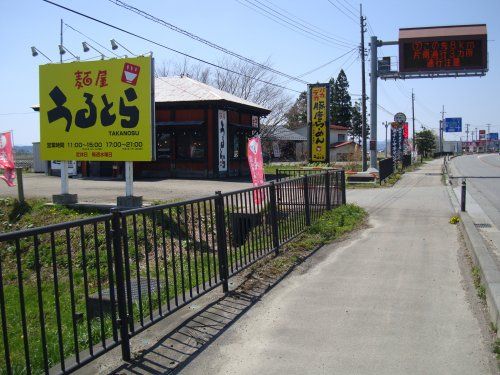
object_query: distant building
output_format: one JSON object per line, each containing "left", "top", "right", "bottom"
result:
{"left": 261, "top": 126, "right": 307, "bottom": 162}
{"left": 295, "top": 124, "right": 359, "bottom": 162}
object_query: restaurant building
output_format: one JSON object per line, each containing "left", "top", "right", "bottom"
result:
{"left": 137, "top": 76, "right": 270, "bottom": 178}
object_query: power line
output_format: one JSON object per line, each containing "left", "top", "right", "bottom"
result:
{"left": 249, "top": 0, "right": 355, "bottom": 46}
{"left": 265, "top": 0, "right": 355, "bottom": 45}
{"left": 285, "top": 48, "right": 357, "bottom": 82}
{"left": 326, "top": 0, "right": 358, "bottom": 24}
{"left": 42, "top": 0, "right": 304, "bottom": 94}
{"left": 236, "top": 0, "right": 356, "bottom": 49}
{"left": 64, "top": 22, "right": 120, "bottom": 57}
{"left": 377, "top": 104, "right": 394, "bottom": 116}
{"left": 334, "top": 0, "right": 357, "bottom": 18}
{"left": 339, "top": 0, "right": 357, "bottom": 13}
{"left": 107, "top": 0, "right": 310, "bottom": 84}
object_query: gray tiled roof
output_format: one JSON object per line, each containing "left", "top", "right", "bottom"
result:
{"left": 155, "top": 76, "right": 270, "bottom": 113}
{"left": 264, "top": 126, "right": 307, "bottom": 141}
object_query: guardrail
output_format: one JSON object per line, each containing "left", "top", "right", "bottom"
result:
{"left": 0, "top": 170, "right": 345, "bottom": 374}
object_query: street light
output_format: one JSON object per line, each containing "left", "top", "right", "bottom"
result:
{"left": 58, "top": 45, "right": 79, "bottom": 60}
{"left": 110, "top": 39, "right": 134, "bottom": 56}
{"left": 82, "top": 41, "right": 105, "bottom": 60}
{"left": 31, "top": 46, "right": 52, "bottom": 62}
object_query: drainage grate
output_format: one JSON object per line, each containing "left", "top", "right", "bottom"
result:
{"left": 474, "top": 223, "right": 492, "bottom": 228}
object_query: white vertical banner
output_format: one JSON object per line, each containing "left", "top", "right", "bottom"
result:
{"left": 218, "top": 110, "right": 228, "bottom": 172}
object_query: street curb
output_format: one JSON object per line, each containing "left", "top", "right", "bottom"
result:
{"left": 445, "top": 164, "right": 500, "bottom": 337}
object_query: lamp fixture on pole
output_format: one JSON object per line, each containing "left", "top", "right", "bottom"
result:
{"left": 58, "top": 45, "right": 80, "bottom": 61}
{"left": 82, "top": 41, "right": 105, "bottom": 60}
{"left": 31, "top": 46, "right": 53, "bottom": 62}
{"left": 110, "top": 39, "right": 134, "bottom": 56}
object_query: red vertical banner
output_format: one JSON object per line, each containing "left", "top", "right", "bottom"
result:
{"left": 0, "top": 131, "right": 15, "bottom": 186}
{"left": 403, "top": 123, "right": 409, "bottom": 139}
{"left": 247, "top": 136, "right": 265, "bottom": 204}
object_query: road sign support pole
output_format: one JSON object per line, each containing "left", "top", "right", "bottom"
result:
{"left": 369, "top": 36, "right": 378, "bottom": 171}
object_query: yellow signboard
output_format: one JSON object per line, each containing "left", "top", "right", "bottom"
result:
{"left": 39, "top": 56, "right": 153, "bottom": 161}
{"left": 310, "top": 85, "right": 329, "bottom": 162}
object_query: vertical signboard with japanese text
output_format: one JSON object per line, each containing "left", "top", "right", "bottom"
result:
{"left": 218, "top": 110, "right": 228, "bottom": 172}
{"left": 391, "top": 123, "right": 403, "bottom": 162}
{"left": 39, "top": 56, "right": 153, "bottom": 161}
{"left": 308, "top": 84, "right": 330, "bottom": 163}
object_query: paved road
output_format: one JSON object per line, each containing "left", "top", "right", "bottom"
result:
{"left": 450, "top": 154, "right": 500, "bottom": 227}
{"left": 178, "top": 159, "right": 493, "bottom": 374}
{"left": 0, "top": 173, "right": 252, "bottom": 203}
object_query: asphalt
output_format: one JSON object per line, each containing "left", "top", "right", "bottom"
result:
{"left": 175, "top": 159, "right": 493, "bottom": 375}
{"left": 449, "top": 154, "right": 500, "bottom": 265}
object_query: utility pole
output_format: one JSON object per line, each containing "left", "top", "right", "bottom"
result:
{"left": 465, "top": 123, "right": 470, "bottom": 142}
{"left": 359, "top": 4, "right": 368, "bottom": 171}
{"left": 369, "top": 35, "right": 378, "bottom": 170}
{"left": 411, "top": 89, "right": 415, "bottom": 152}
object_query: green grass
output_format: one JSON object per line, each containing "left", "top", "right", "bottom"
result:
{"left": 0, "top": 197, "right": 366, "bottom": 374}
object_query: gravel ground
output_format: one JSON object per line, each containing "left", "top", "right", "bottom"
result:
{"left": 0, "top": 173, "right": 253, "bottom": 203}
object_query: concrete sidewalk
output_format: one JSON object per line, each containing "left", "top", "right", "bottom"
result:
{"left": 177, "top": 159, "right": 494, "bottom": 374}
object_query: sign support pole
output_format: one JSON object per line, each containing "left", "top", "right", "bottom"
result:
{"left": 368, "top": 36, "right": 379, "bottom": 171}
{"left": 125, "top": 161, "right": 133, "bottom": 197}
{"left": 61, "top": 161, "right": 69, "bottom": 194}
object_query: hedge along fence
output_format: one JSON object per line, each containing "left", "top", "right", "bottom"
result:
{"left": 0, "top": 170, "right": 346, "bottom": 374}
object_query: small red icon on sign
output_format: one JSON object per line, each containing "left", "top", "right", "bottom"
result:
{"left": 121, "top": 63, "right": 140, "bottom": 85}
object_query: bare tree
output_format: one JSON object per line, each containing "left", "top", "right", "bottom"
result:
{"left": 155, "top": 58, "right": 293, "bottom": 138}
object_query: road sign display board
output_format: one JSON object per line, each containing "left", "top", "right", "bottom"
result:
{"left": 444, "top": 117, "right": 462, "bottom": 132}
{"left": 308, "top": 83, "right": 330, "bottom": 163}
{"left": 391, "top": 126, "right": 403, "bottom": 162}
{"left": 488, "top": 133, "right": 498, "bottom": 140}
{"left": 399, "top": 24, "right": 487, "bottom": 74}
{"left": 479, "top": 129, "right": 486, "bottom": 140}
{"left": 40, "top": 56, "right": 154, "bottom": 161}
{"left": 394, "top": 112, "right": 406, "bottom": 123}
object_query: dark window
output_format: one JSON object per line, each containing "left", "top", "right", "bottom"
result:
{"left": 176, "top": 129, "right": 206, "bottom": 159}
{"left": 229, "top": 127, "right": 253, "bottom": 160}
{"left": 157, "top": 131, "right": 173, "bottom": 159}
{"left": 338, "top": 133, "right": 346, "bottom": 142}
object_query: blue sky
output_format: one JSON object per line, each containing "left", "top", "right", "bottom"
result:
{"left": 1, "top": 0, "right": 499, "bottom": 145}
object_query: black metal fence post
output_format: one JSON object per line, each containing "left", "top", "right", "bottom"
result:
{"left": 461, "top": 179, "right": 466, "bottom": 212}
{"left": 111, "top": 208, "right": 131, "bottom": 361}
{"left": 303, "top": 175, "right": 311, "bottom": 226}
{"left": 269, "top": 182, "right": 280, "bottom": 255}
{"left": 341, "top": 170, "right": 346, "bottom": 205}
{"left": 325, "top": 171, "right": 331, "bottom": 210}
{"left": 214, "top": 191, "right": 230, "bottom": 293}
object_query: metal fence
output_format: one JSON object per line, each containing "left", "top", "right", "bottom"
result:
{"left": 402, "top": 154, "right": 412, "bottom": 169}
{"left": 275, "top": 168, "right": 340, "bottom": 181}
{"left": 0, "top": 171, "right": 345, "bottom": 374}
{"left": 378, "top": 157, "right": 394, "bottom": 184}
